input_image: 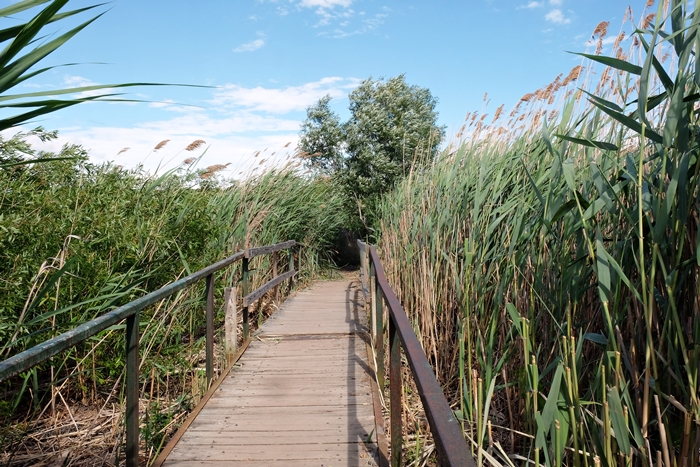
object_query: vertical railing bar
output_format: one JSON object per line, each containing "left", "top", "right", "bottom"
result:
{"left": 205, "top": 273, "right": 214, "bottom": 384}
{"left": 287, "top": 246, "right": 295, "bottom": 293}
{"left": 389, "top": 314, "right": 402, "bottom": 467}
{"left": 125, "top": 311, "right": 139, "bottom": 467}
{"left": 242, "top": 255, "right": 250, "bottom": 341}
{"left": 370, "top": 261, "right": 377, "bottom": 344}
{"left": 376, "top": 281, "right": 385, "bottom": 390}
{"left": 272, "top": 251, "right": 279, "bottom": 304}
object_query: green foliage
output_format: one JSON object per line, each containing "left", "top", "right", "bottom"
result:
{"left": 298, "top": 95, "right": 344, "bottom": 176}
{"left": 342, "top": 75, "right": 444, "bottom": 205}
{"left": 0, "top": 132, "right": 347, "bottom": 461}
{"left": 299, "top": 75, "right": 444, "bottom": 233}
{"left": 377, "top": 2, "right": 700, "bottom": 465}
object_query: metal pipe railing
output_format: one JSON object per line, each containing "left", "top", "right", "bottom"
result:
{"left": 0, "top": 240, "right": 299, "bottom": 467}
{"left": 358, "top": 240, "right": 474, "bottom": 467}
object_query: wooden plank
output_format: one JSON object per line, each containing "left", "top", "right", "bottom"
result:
{"left": 243, "top": 269, "right": 295, "bottom": 307}
{"left": 245, "top": 240, "right": 296, "bottom": 259}
{"left": 164, "top": 457, "right": 379, "bottom": 466}
{"left": 166, "top": 443, "right": 377, "bottom": 461}
{"left": 177, "top": 431, "right": 377, "bottom": 445}
{"left": 162, "top": 279, "right": 378, "bottom": 467}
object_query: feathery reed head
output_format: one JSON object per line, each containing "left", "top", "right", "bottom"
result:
{"left": 154, "top": 139, "right": 170, "bottom": 151}
{"left": 186, "top": 139, "right": 206, "bottom": 151}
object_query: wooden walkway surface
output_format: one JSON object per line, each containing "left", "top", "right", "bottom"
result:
{"left": 161, "top": 279, "right": 383, "bottom": 466}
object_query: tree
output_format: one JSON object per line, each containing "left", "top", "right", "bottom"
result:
{"left": 342, "top": 75, "right": 444, "bottom": 204}
{"left": 298, "top": 75, "right": 444, "bottom": 231}
{"left": 298, "top": 95, "right": 344, "bottom": 175}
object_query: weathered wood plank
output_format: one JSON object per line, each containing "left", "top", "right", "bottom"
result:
{"left": 161, "top": 279, "right": 380, "bottom": 467}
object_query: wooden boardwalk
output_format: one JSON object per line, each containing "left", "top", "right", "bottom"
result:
{"left": 161, "top": 279, "right": 383, "bottom": 467}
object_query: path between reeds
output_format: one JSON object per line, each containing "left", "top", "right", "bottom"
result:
{"left": 159, "top": 279, "right": 383, "bottom": 467}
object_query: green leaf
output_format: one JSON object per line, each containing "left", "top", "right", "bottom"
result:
{"left": 596, "top": 229, "right": 611, "bottom": 303}
{"left": 583, "top": 332, "right": 608, "bottom": 345}
{"left": 607, "top": 386, "right": 632, "bottom": 455}
{"left": 570, "top": 52, "right": 643, "bottom": 75}
{"left": 555, "top": 134, "right": 619, "bottom": 151}
{"left": 0, "top": 0, "right": 52, "bottom": 19}
{"left": 588, "top": 98, "right": 664, "bottom": 144}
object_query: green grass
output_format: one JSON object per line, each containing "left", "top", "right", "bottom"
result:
{"left": 376, "top": 2, "right": 700, "bottom": 465}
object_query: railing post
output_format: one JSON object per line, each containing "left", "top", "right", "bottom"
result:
{"left": 389, "top": 316, "right": 402, "bottom": 467}
{"left": 375, "top": 280, "right": 385, "bottom": 390}
{"left": 370, "top": 261, "right": 377, "bottom": 343}
{"left": 205, "top": 273, "right": 214, "bottom": 384}
{"left": 125, "top": 311, "right": 139, "bottom": 467}
{"left": 224, "top": 287, "right": 238, "bottom": 365}
{"left": 287, "top": 247, "right": 295, "bottom": 292}
{"left": 272, "top": 251, "right": 279, "bottom": 304}
{"left": 242, "top": 256, "right": 250, "bottom": 340}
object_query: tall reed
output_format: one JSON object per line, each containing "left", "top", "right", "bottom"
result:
{"left": 378, "top": 1, "right": 700, "bottom": 465}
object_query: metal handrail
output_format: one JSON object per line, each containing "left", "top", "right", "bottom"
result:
{"left": 358, "top": 240, "right": 474, "bottom": 467}
{"left": 0, "top": 240, "right": 299, "bottom": 467}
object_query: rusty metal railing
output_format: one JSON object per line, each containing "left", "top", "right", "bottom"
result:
{"left": 358, "top": 240, "right": 474, "bottom": 467}
{"left": 0, "top": 240, "right": 299, "bottom": 467}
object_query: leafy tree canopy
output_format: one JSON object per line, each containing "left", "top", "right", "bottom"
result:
{"left": 298, "top": 75, "right": 444, "bottom": 231}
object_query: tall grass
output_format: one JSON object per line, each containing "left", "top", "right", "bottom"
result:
{"left": 377, "top": 1, "right": 700, "bottom": 465}
{"left": 0, "top": 134, "right": 347, "bottom": 465}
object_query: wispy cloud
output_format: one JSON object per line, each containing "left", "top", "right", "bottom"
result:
{"left": 549, "top": 0, "right": 562, "bottom": 5}
{"left": 545, "top": 9, "right": 570, "bottom": 24}
{"left": 233, "top": 38, "right": 265, "bottom": 52}
{"left": 517, "top": 2, "right": 544, "bottom": 10}
{"left": 299, "top": 0, "right": 352, "bottom": 7}
{"left": 211, "top": 77, "right": 359, "bottom": 114}
{"left": 584, "top": 35, "right": 624, "bottom": 47}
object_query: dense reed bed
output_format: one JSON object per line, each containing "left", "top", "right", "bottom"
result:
{"left": 0, "top": 136, "right": 346, "bottom": 465}
{"left": 377, "top": 1, "right": 700, "bottom": 465}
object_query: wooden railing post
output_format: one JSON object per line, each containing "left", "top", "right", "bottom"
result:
{"left": 242, "top": 255, "right": 250, "bottom": 340}
{"left": 370, "top": 261, "right": 377, "bottom": 343}
{"left": 205, "top": 273, "right": 214, "bottom": 384}
{"left": 271, "top": 251, "right": 279, "bottom": 304}
{"left": 287, "top": 247, "right": 295, "bottom": 293}
{"left": 224, "top": 287, "right": 238, "bottom": 365}
{"left": 389, "top": 316, "right": 402, "bottom": 467}
{"left": 376, "top": 285, "right": 385, "bottom": 390}
{"left": 125, "top": 311, "right": 139, "bottom": 467}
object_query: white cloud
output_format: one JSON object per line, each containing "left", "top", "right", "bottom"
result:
{"left": 584, "top": 35, "right": 624, "bottom": 47}
{"left": 545, "top": 9, "right": 570, "bottom": 24}
{"left": 299, "top": 0, "right": 352, "bottom": 8}
{"left": 13, "top": 118, "right": 301, "bottom": 178}
{"left": 549, "top": 0, "right": 562, "bottom": 5}
{"left": 517, "top": 1, "right": 544, "bottom": 9}
{"left": 233, "top": 38, "right": 265, "bottom": 52}
{"left": 211, "top": 77, "right": 359, "bottom": 114}
{"left": 10, "top": 76, "right": 362, "bottom": 176}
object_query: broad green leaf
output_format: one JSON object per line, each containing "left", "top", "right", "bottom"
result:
{"left": 0, "top": 0, "right": 52, "bottom": 19}
{"left": 583, "top": 332, "right": 608, "bottom": 345}
{"left": 588, "top": 98, "right": 664, "bottom": 144}
{"left": 555, "top": 134, "right": 619, "bottom": 151}
{"left": 570, "top": 52, "right": 642, "bottom": 75}
{"left": 582, "top": 90, "right": 624, "bottom": 113}
{"left": 595, "top": 230, "right": 612, "bottom": 303}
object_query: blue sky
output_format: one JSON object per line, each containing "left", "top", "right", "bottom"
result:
{"left": 4, "top": 0, "right": 645, "bottom": 176}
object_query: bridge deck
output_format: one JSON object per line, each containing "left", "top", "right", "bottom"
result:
{"left": 161, "top": 279, "right": 382, "bottom": 466}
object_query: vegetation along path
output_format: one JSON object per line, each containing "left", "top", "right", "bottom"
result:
{"left": 157, "top": 279, "right": 383, "bottom": 467}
